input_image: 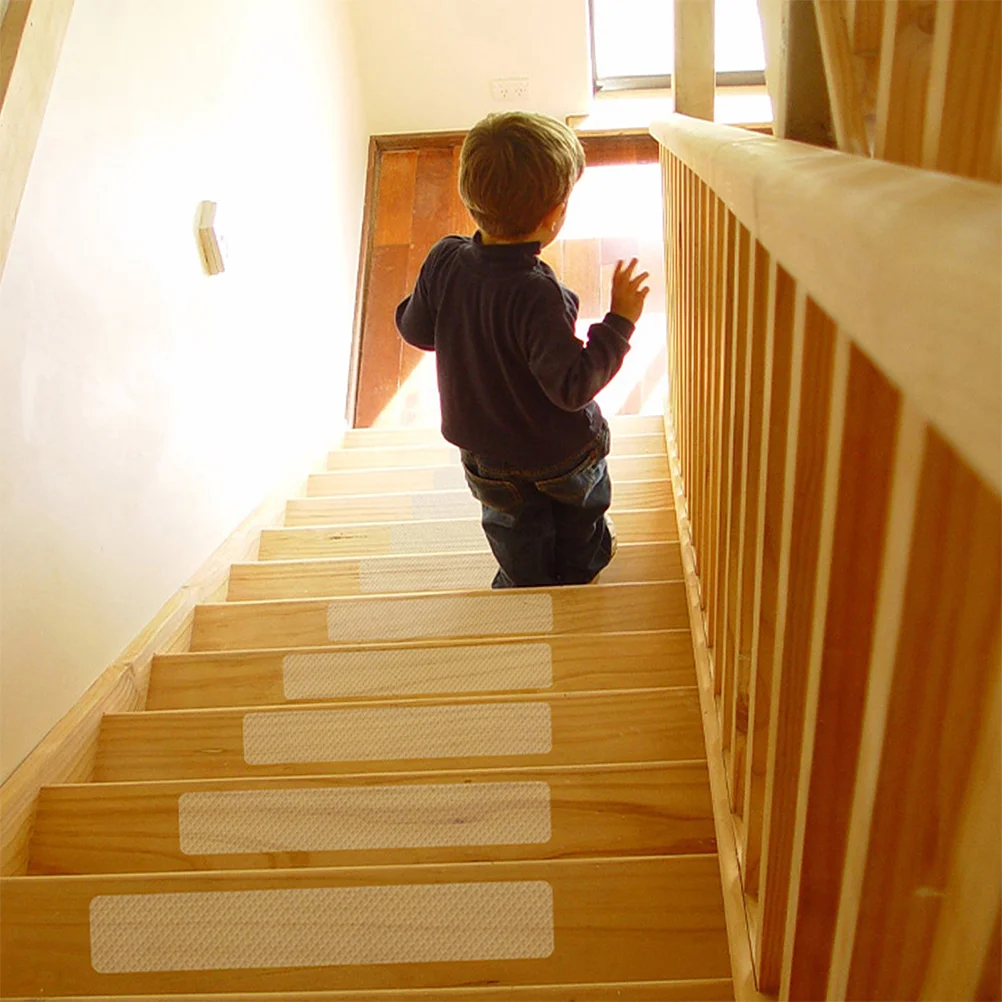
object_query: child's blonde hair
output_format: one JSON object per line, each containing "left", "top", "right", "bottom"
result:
{"left": 459, "top": 112, "right": 585, "bottom": 240}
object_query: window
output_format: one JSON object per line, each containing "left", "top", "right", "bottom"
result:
{"left": 589, "top": 0, "right": 767, "bottom": 93}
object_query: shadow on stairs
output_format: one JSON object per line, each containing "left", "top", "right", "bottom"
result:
{"left": 1, "top": 414, "right": 735, "bottom": 1000}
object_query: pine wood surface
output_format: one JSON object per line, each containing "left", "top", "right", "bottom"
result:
{"left": 31, "top": 980, "right": 736, "bottom": 1002}
{"left": 224, "top": 541, "right": 682, "bottom": 602}
{"left": 650, "top": 114, "right": 1001, "bottom": 493}
{"left": 189, "top": 581, "right": 690, "bottom": 652}
{"left": 308, "top": 453, "right": 671, "bottom": 497}
{"left": 147, "top": 629, "right": 696, "bottom": 711}
{"left": 259, "top": 507, "right": 678, "bottom": 561}
{"left": 0, "top": 856, "right": 730, "bottom": 996}
{"left": 344, "top": 414, "right": 666, "bottom": 448}
{"left": 28, "top": 761, "right": 715, "bottom": 875}
{"left": 0, "top": 0, "right": 75, "bottom": 280}
{"left": 659, "top": 107, "right": 1001, "bottom": 999}
{"left": 284, "top": 479, "right": 675, "bottom": 527}
{"left": 328, "top": 431, "right": 667, "bottom": 468}
{"left": 93, "top": 687, "right": 704, "bottom": 783}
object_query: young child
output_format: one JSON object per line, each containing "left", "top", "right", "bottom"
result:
{"left": 395, "top": 111, "right": 649, "bottom": 589}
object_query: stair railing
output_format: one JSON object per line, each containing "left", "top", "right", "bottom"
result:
{"left": 652, "top": 113, "right": 1001, "bottom": 1001}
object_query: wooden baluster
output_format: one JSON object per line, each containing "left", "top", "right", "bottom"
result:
{"left": 813, "top": 0, "right": 871, "bottom": 155}
{"left": 922, "top": 0, "right": 1002, "bottom": 182}
{"left": 722, "top": 225, "right": 752, "bottom": 811}
{"left": 834, "top": 426, "right": 1001, "bottom": 1000}
{"left": 704, "top": 198, "right": 728, "bottom": 648}
{"left": 747, "top": 269, "right": 799, "bottom": 991}
{"left": 736, "top": 243, "right": 773, "bottom": 880}
{"left": 713, "top": 214, "right": 743, "bottom": 759}
{"left": 825, "top": 401, "right": 923, "bottom": 999}
{"left": 874, "top": 0, "right": 936, "bottom": 167}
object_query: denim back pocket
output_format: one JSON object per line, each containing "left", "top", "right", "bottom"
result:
{"left": 461, "top": 462, "right": 524, "bottom": 515}
{"left": 536, "top": 450, "right": 606, "bottom": 506}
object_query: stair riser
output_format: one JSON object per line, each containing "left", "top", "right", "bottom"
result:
{"left": 29, "top": 764, "right": 714, "bottom": 875}
{"left": 146, "top": 631, "right": 695, "bottom": 710}
{"left": 285, "top": 479, "right": 674, "bottom": 526}
{"left": 189, "top": 581, "right": 689, "bottom": 652}
{"left": 225, "top": 542, "right": 683, "bottom": 602}
{"left": 94, "top": 689, "right": 703, "bottom": 782}
{"left": 259, "top": 508, "right": 678, "bottom": 561}
{"left": 0, "top": 857, "right": 730, "bottom": 995}
{"left": 309, "top": 454, "right": 670, "bottom": 496}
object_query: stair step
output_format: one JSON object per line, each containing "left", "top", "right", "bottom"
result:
{"left": 308, "top": 454, "right": 670, "bottom": 496}
{"left": 260, "top": 507, "right": 678, "bottom": 560}
{"left": 285, "top": 479, "right": 674, "bottom": 526}
{"left": 29, "top": 762, "right": 714, "bottom": 875}
{"left": 7, "top": 981, "right": 736, "bottom": 1000}
{"left": 147, "top": 630, "right": 695, "bottom": 710}
{"left": 225, "top": 542, "right": 681, "bottom": 602}
{"left": 0, "top": 856, "right": 730, "bottom": 995}
{"left": 342, "top": 413, "right": 667, "bottom": 448}
{"left": 190, "top": 581, "right": 689, "bottom": 651}
{"left": 327, "top": 432, "right": 666, "bottom": 470}
{"left": 94, "top": 688, "right": 703, "bottom": 782}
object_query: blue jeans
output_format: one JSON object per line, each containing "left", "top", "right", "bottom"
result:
{"left": 460, "top": 424, "right": 614, "bottom": 588}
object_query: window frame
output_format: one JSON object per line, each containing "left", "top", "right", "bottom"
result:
{"left": 587, "top": 0, "right": 767, "bottom": 94}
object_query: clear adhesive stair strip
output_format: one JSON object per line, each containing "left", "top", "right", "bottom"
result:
{"left": 432, "top": 466, "right": 466, "bottom": 490}
{"left": 411, "top": 491, "right": 480, "bottom": 521}
{"left": 177, "top": 781, "right": 552, "bottom": 855}
{"left": 282, "top": 642, "right": 553, "bottom": 699}
{"left": 388, "top": 519, "right": 487, "bottom": 554}
{"left": 326, "top": 592, "right": 554, "bottom": 642}
{"left": 89, "top": 880, "right": 555, "bottom": 973}
{"left": 358, "top": 552, "right": 497, "bottom": 594}
{"left": 242, "top": 702, "right": 553, "bottom": 765}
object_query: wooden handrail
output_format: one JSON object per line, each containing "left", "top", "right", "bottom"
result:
{"left": 651, "top": 114, "right": 1001, "bottom": 493}
{"left": 653, "top": 115, "right": 1001, "bottom": 1000}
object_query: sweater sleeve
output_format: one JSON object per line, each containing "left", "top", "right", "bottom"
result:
{"left": 395, "top": 252, "right": 438, "bottom": 351}
{"left": 524, "top": 289, "right": 634, "bottom": 411}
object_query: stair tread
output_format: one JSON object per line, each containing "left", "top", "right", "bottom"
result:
{"left": 284, "top": 479, "right": 674, "bottom": 526}
{"left": 94, "top": 687, "right": 704, "bottom": 782}
{"left": 7, "top": 980, "right": 736, "bottom": 1001}
{"left": 259, "top": 507, "right": 678, "bottom": 560}
{"left": 328, "top": 432, "right": 665, "bottom": 465}
{"left": 0, "top": 855, "right": 730, "bottom": 996}
{"left": 147, "top": 630, "right": 695, "bottom": 710}
{"left": 225, "top": 542, "right": 682, "bottom": 602}
{"left": 309, "top": 454, "right": 669, "bottom": 495}
{"left": 190, "top": 580, "right": 690, "bottom": 652}
{"left": 29, "top": 761, "right": 714, "bottom": 875}
{"left": 342, "top": 413, "right": 666, "bottom": 448}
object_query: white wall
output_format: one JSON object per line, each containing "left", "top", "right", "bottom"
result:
{"left": 0, "top": 0, "right": 368, "bottom": 779}
{"left": 348, "top": 0, "right": 593, "bottom": 134}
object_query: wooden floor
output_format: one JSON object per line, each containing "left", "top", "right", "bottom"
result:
{"left": 355, "top": 133, "right": 669, "bottom": 428}
{"left": 0, "top": 414, "right": 734, "bottom": 999}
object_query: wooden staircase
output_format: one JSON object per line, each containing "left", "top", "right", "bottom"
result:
{"left": 0, "top": 414, "right": 736, "bottom": 999}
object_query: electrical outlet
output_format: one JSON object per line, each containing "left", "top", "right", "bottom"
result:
{"left": 491, "top": 78, "right": 530, "bottom": 102}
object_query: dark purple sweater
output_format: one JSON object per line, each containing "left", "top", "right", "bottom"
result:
{"left": 395, "top": 233, "right": 634, "bottom": 468}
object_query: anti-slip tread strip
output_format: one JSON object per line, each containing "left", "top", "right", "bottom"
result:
{"left": 242, "top": 703, "right": 554, "bottom": 765}
{"left": 326, "top": 592, "right": 554, "bottom": 642}
{"left": 388, "top": 519, "right": 487, "bottom": 553}
{"left": 177, "top": 782, "right": 552, "bottom": 855}
{"left": 90, "top": 881, "right": 554, "bottom": 973}
{"left": 282, "top": 643, "right": 553, "bottom": 699}
{"left": 359, "top": 552, "right": 497, "bottom": 594}
{"left": 411, "top": 491, "right": 480, "bottom": 520}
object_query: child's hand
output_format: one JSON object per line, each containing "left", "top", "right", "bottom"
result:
{"left": 610, "top": 258, "right": 650, "bottom": 325}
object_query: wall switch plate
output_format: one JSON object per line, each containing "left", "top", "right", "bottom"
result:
{"left": 490, "top": 78, "right": 530, "bottom": 102}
